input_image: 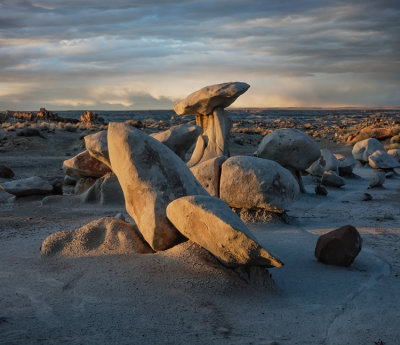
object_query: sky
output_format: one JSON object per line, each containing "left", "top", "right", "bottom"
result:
{"left": 0, "top": 0, "right": 399, "bottom": 111}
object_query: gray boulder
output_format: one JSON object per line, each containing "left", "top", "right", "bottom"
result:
{"left": 352, "top": 138, "right": 383, "bottom": 162}
{"left": 166, "top": 195, "right": 283, "bottom": 268}
{"left": 0, "top": 176, "right": 53, "bottom": 196}
{"left": 368, "top": 150, "right": 400, "bottom": 169}
{"left": 81, "top": 173, "right": 124, "bottom": 205}
{"left": 387, "top": 149, "right": 400, "bottom": 161}
{"left": 334, "top": 154, "right": 356, "bottom": 177}
{"left": 321, "top": 171, "right": 345, "bottom": 187}
{"left": 220, "top": 156, "right": 299, "bottom": 213}
{"left": 108, "top": 123, "right": 207, "bottom": 251}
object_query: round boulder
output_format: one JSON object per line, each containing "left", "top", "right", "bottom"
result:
{"left": 352, "top": 138, "right": 383, "bottom": 162}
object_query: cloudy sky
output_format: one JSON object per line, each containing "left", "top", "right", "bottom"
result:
{"left": 0, "top": 0, "right": 399, "bottom": 110}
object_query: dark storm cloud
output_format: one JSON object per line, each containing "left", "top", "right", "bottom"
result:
{"left": 0, "top": 0, "right": 399, "bottom": 109}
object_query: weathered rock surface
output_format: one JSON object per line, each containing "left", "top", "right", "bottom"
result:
{"left": 166, "top": 195, "right": 283, "bottom": 268}
{"left": 321, "top": 171, "right": 345, "bottom": 187}
{"left": 220, "top": 156, "right": 299, "bottom": 213}
{"left": 352, "top": 138, "right": 384, "bottom": 162}
{"left": 108, "top": 123, "right": 207, "bottom": 251}
{"left": 0, "top": 176, "right": 53, "bottom": 196}
{"left": 41, "top": 217, "right": 153, "bottom": 257}
{"left": 254, "top": 129, "right": 320, "bottom": 171}
{"left": 369, "top": 170, "right": 386, "bottom": 188}
{"left": 174, "top": 82, "right": 250, "bottom": 116}
{"left": 368, "top": 150, "right": 400, "bottom": 169}
{"left": 315, "top": 225, "right": 362, "bottom": 266}
{"left": 84, "top": 131, "right": 111, "bottom": 168}
{"left": 150, "top": 123, "right": 201, "bottom": 160}
{"left": 0, "top": 165, "right": 14, "bottom": 178}
{"left": 63, "top": 150, "right": 111, "bottom": 179}
{"left": 190, "top": 156, "right": 227, "bottom": 197}
{"left": 334, "top": 154, "right": 356, "bottom": 177}
{"left": 307, "top": 148, "right": 339, "bottom": 177}
{"left": 387, "top": 149, "right": 400, "bottom": 161}
{"left": 81, "top": 173, "right": 124, "bottom": 205}
{"left": 74, "top": 177, "right": 97, "bottom": 195}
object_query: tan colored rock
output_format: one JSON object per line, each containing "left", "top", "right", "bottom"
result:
{"left": 190, "top": 156, "right": 227, "bottom": 197}
{"left": 41, "top": 217, "right": 153, "bottom": 257}
{"left": 108, "top": 123, "right": 207, "bottom": 251}
{"left": 150, "top": 123, "right": 201, "bottom": 160}
{"left": 0, "top": 176, "right": 53, "bottom": 196}
{"left": 84, "top": 130, "right": 111, "bottom": 168}
{"left": 174, "top": 82, "right": 250, "bottom": 116}
{"left": 63, "top": 150, "right": 111, "bottom": 179}
{"left": 166, "top": 195, "right": 283, "bottom": 268}
{"left": 220, "top": 156, "right": 299, "bottom": 213}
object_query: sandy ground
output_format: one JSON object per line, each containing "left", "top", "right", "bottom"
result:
{"left": 1, "top": 126, "right": 400, "bottom": 345}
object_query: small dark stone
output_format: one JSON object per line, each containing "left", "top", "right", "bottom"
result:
{"left": 315, "top": 184, "right": 328, "bottom": 196}
{"left": 49, "top": 179, "right": 63, "bottom": 195}
{"left": 0, "top": 165, "right": 14, "bottom": 178}
{"left": 16, "top": 128, "right": 45, "bottom": 138}
{"left": 315, "top": 225, "right": 362, "bottom": 266}
{"left": 362, "top": 193, "right": 372, "bottom": 201}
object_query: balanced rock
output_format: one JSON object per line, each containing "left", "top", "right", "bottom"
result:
{"left": 352, "top": 138, "right": 383, "bottom": 162}
{"left": 315, "top": 225, "right": 362, "bottom": 266}
{"left": 174, "top": 82, "right": 250, "bottom": 116}
{"left": 166, "top": 195, "right": 283, "bottom": 268}
{"left": 63, "top": 150, "right": 111, "bottom": 179}
{"left": 368, "top": 150, "right": 400, "bottom": 169}
{"left": 41, "top": 217, "right": 153, "bottom": 257}
{"left": 150, "top": 123, "right": 201, "bottom": 160}
{"left": 84, "top": 131, "right": 110, "bottom": 168}
{"left": 81, "top": 173, "right": 124, "bottom": 205}
{"left": 220, "top": 156, "right": 299, "bottom": 213}
{"left": 0, "top": 176, "right": 53, "bottom": 196}
{"left": 321, "top": 171, "right": 345, "bottom": 187}
{"left": 0, "top": 165, "right": 14, "bottom": 179}
{"left": 369, "top": 170, "right": 385, "bottom": 188}
{"left": 108, "top": 123, "right": 207, "bottom": 251}
{"left": 190, "top": 156, "right": 227, "bottom": 197}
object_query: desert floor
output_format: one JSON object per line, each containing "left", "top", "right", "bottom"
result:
{"left": 0, "top": 125, "right": 399, "bottom": 345}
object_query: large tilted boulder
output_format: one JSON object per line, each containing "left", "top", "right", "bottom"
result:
{"left": 315, "top": 225, "right": 362, "bottom": 266}
{"left": 63, "top": 150, "right": 111, "bottom": 179}
{"left": 174, "top": 82, "right": 250, "bottom": 167}
{"left": 150, "top": 123, "right": 201, "bottom": 160}
{"left": 166, "top": 195, "right": 283, "bottom": 268}
{"left": 84, "top": 131, "right": 111, "bottom": 168}
{"left": 41, "top": 217, "right": 153, "bottom": 257}
{"left": 254, "top": 129, "right": 320, "bottom": 191}
{"left": 81, "top": 173, "right": 124, "bottom": 205}
{"left": 174, "top": 82, "right": 250, "bottom": 116}
{"left": 220, "top": 156, "right": 299, "bottom": 213}
{"left": 108, "top": 123, "right": 207, "bottom": 251}
{"left": 190, "top": 156, "right": 227, "bottom": 197}
{"left": 368, "top": 150, "right": 400, "bottom": 169}
{"left": 352, "top": 138, "right": 384, "bottom": 162}
{"left": 0, "top": 176, "right": 53, "bottom": 196}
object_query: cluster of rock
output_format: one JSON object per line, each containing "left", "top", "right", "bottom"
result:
{"left": 80, "top": 111, "right": 105, "bottom": 126}
{"left": 1, "top": 108, "right": 79, "bottom": 124}
{"left": 0, "top": 176, "right": 61, "bottom": 197}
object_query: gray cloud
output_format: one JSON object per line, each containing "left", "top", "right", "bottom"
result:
{"left": 0, "top": 0, "right": 399, "bottom": 109}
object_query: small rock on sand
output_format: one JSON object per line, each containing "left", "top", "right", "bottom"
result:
{"left": 0, "top": 176, "right": 53, "bottom": 196}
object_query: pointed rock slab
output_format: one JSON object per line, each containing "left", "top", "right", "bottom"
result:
{"left": 63, "top": 150, "right": 111, "bottom": 179}
{"left": 166, "top": 195, "right": 283, "bottom": 268}
{"left": 352, "top": 138, "right": 383, "bottom": 162}
{"left": 108, "top": 123, "right": 208, "bottom": 251}
{"left": 41, "top": 217, "right": 153, "bottom": 257}
{"left": 150, "top": 123, "right": 201, "bottom": 160}
{"left": 84, "top": 130, "right": 111, "bottom": 168}
{"left": 0, "top": 176, "right": 53, "bottom": 196}
{"left": 220, "top": 156, "right": 299, "bottom": 213}
{"left": 368, "top": 150, "right": 400, "bottom": 169}
{"left": 315, "top": 225, "right": 362, "bottom": 266}
{"left": 190, "top": 156, "right": 227, "bottom": 197}
{"left": 174, "top": 82, "right": 250, "bottom": 116}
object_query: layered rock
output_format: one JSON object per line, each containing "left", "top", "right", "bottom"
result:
{"left": 369, "top": 170, "right": 386, "bottom": 188}
{"left": 315, "top": 225, "right": 362, "bottom": 266}
{"left": 174, "top": 82, "right": 250, "bottom": 167}
{"left": 220, "top": 156, "right": 299, "bottom": 213}
{"left": 63, "top": 150, "right": 111, "bottom": 179}
{"left": 0, "top": 176, "right": 53, "bottom": 196}
{"left": 41, "top": 217, "right": 153, "bottom": 257}
{"left": 108, "top": 123, "right": 207, "bottom": 251}
{"left": 189, "top": 156, "right": 227, "bottom": 197}
{"left": 166, "top": 195, "right": 283, "bottom": 268}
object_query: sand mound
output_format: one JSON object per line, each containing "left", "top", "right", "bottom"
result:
{"left": 41, "top": 217, "right": 153, "bottom": 257}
